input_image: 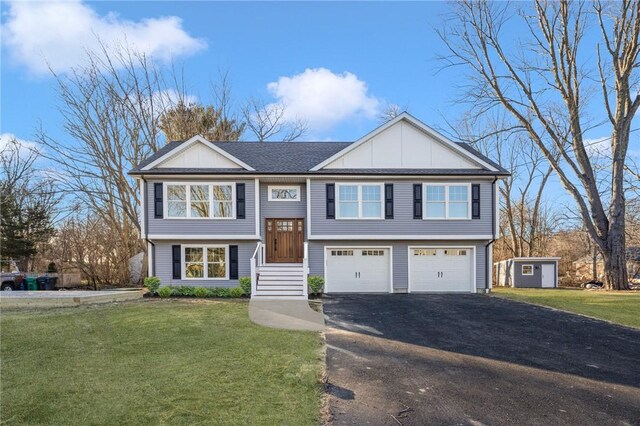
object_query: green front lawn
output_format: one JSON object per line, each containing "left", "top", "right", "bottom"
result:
{"left": 492, "top": 288, "right": 640, "bottom": 329}
{"left": 1, "top": 300, "right": 324, "bottom": 425}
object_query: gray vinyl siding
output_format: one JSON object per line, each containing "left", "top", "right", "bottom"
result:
{"left": 146, "top": 179, "right": 256, "bottom": 236}
{"left": 513, "top": 260, "right": 557, "bottom": 288}
{"left": 260, "top": 183, "right": 307, "bottom": 237}
{"left": 308, "top": 240, "right": 489, "bottom": 291}
{"left": 309, "top": 180, "right": 494, "bottom": 236}
{"left": 154, "top": 241, "right": 254, "bottom": 287}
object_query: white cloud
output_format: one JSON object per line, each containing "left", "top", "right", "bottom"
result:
{"left": 266, "top": 68, "right": 380, "bottom": 132}
{"left": 2, "top": 0, "right": 206, "bottom": 75}
{"left": 584, "top": 137, "right": 611, "bottom": 157}
{"left": 153, "top": 89, "right": 198, "bottom": 110}
{"left": 0, "top": 133, "right": 41, "bottom": 158}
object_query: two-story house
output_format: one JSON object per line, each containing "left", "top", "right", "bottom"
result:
{"left": 130, "top": 113, "right": 509, "bottom": 299}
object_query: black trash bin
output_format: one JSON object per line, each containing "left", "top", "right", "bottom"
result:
{"left": 45, "top": 277, "right": 57, "bottom": 290}
{"left": 36, "top": 277, "right": 48, "bottom": 291}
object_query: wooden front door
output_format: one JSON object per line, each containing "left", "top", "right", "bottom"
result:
{"left": 265, "top": 219, "right": 304, "bottom": 263}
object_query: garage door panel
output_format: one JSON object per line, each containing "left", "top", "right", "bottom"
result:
{"left": 326, "top": 248, "right": 390, "bottom": 293}
{"left": 409, "top": 247, "right": 473, "bottom": 293}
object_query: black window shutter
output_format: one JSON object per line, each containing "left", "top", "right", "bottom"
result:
{"left": 472, "top": 184, "right": 481, "bottom": 219}
{"left": 172, "top": 245, "right": 181, "bottom": 279}
{"left": 413, "top": 184, "right": 422, "bottom": 219}
{"left": 384, "top": 184, "right": 394, "bottom": 219}
{"left": 326, "top": 184, "right": 335, "bottom": 219}
{"left": 154, "top": 183, "right": 163, "bottom": 218}
{"left": 229, "top": 245, "right": 239, "bottom": 279}
{"left": 236, "top": 183, "right": 245, "bottom": 219}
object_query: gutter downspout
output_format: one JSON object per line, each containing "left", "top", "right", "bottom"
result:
{"left": 141, "top": 176, "right": 155, "bottom": 277}
{"left": 484, "top": 176, "right": 499, "bottom": 292}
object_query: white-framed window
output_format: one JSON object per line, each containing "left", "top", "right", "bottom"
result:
{"left": 165, "top": 183, "right": 235, "bottom": 219}
{"left": 183, "top": 245, "right": 228, "bottom": 280}
{"left": 522, "top": 264, "right": 534, "bottom": 276}
{"left": 424, "top": 184, "right": 471, "bottom": 220}
{"left": 336, "top": 183, "right": 384, "bottom": 219}
{"left": 362, "top": 249, "right": 385, "bottom": 256}
{"left": 268, "top": 185, "right": 300, "bottom": 201}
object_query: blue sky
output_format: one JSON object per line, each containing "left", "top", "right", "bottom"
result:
{"left": 2, "top": 1, "right": 459, "bottom": 143}
{"left": 1, "top": 1, "right": 638, "bottom": 214}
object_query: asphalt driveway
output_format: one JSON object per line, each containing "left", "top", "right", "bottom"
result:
{"left": 323, "top": 294, "right": 640, "bottom": 425}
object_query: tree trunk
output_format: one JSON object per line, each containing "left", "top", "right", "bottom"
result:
{"left": 592, "top": 246, "right": 598, "bottom": 282}
{"left": 602, "top": 226, "right": 629, "bottom": 290}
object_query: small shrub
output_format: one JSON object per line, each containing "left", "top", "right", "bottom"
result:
{"left": 47, "top": 262, "right": 58, "bottom": 273}
{"left": 173, "top": 286, "right": 195, "bottom": 297}
{"left": 308, "top": 276, "right": 324, "bottom": 295}
{"left": 158, "top": 286, "right": 172, "bottom": 298}
{"left": 229, "top": 287, "right": 244, "bottom": 298}
{"left": 238, "top": 277, "right": 251, "bottom": 296}
{"left": 208, "top": 287, "right": 225, "bottom": 297}
{"left": 144, "top": 277, "right": 161, "bottom": 295}
{"left": 194, "top": 287, "right": 209, "bottom": 298}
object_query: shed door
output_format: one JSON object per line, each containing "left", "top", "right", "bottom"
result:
{"left": 541, "top": 264, "right": 555, "bottom": 287}
{"left": 326, "top": 248, "right": 391, "bottom": 293}
{"left": 409, "top": 248, "right": 473, "bottom": 292}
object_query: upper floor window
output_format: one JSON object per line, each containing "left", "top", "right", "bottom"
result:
{"left": 424, "top": 184, "right": 470, "bottom": 220}
{"left": 336, "top": 183, "right": 383, "bottom": 219}
{"left": 166, "top": 183, "right": 234, "bottom": 219}
{"left": 268, "top": 185, "right": 300, "bottom": 201}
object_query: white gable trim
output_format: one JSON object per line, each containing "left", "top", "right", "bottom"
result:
{"left": 310, "top": 113, "right": 499, "bottom": 172}
{"left": 142, "top": 135, "right": 255, "bottom": 171}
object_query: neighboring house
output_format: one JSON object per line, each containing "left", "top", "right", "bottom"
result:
{"left": 573, "top": 247, "right": 640, "bottom": 283}
{"left": 130, "top": 113, "right": 509, "bottom": 299}
{"left": 494, "top": 257, "right": 559, "bottom": 288}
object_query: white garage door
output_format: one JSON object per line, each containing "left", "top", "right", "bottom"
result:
{"left": 326, "top": 248, "right": 391, "bottom": 293}
{"left": 409, "top": 248, "right": 473, "bottom": 292}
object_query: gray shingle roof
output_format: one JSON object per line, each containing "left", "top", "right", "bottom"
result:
{"left": 129, "top": 140, "right": 509, "bottom": 176}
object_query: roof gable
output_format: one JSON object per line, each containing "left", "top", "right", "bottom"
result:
{"left": 311, "top": 113, "right": 498, "bottom": 172}
{"left": 142, "top": 136, "right": 254, "bottom": 171}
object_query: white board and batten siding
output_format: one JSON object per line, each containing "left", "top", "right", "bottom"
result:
{"left": 156, "top": 142, "right": 243, "bottom": 169}
{"left": 323, "top": 119, "right": 482, "bottom": 170}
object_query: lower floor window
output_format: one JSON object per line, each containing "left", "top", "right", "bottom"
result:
{"left": 184, "top": 245, "right": 228, "bottom": 279}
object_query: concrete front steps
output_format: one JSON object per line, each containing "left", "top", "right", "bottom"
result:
{"left": 254, "top": 264, "right": 307, "bottom": 299}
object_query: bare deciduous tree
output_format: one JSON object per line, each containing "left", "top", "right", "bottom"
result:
{"left": 439, "top": 0, "right": 640, "bottom": 289}
{"left": 242, "top": 98, "right": 308, "bottom": 142}
{"left": 379, "top": 104, "right": 404, "bottom": 123}
{"left": 455, "top": 114, "right": 556, "bottom": 259}
{"left": 36, "top": 43, "right": 175, "bottom": 283}
{"left": 51, "top": 213, "right": 132, "bottom": 289}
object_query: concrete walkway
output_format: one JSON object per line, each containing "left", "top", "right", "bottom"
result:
{"left": 0, "top": 290, "right": 143, "bottom": 308}
{"left": 249, "top": 299, "right": 325, "bottom": 331}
